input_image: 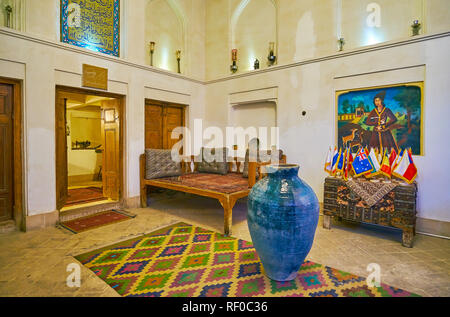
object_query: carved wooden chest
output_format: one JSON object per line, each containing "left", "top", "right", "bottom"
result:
{"left": 323, "top": 177, "right": 417, "bottom": 247}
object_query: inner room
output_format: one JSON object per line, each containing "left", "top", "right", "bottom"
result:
{"left": 0, "top": 0, "right": 449, "bottom": 303}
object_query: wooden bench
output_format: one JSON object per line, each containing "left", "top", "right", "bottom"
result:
{"left": 140, "top": 153, "right": 286, "bottom": 236}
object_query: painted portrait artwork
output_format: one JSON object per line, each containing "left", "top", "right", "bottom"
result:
{"left": 336, "top": 82, "right": 423, "bottom": 155}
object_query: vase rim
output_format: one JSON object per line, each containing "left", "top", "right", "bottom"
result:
{"left": 267, "top": 164, "right": 299, "bottom": 171}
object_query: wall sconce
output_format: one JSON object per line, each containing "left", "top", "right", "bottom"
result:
{"left": 338, "top": 37, "right": 345, "bottom": 51}
{"left": 5, "top": 5, "right": 12, "bottom": 28}
{"left": 149, "top": 42, "right": 155, "bottom": 66}
{"left": 254, "top": 59, "right": 260, "bottom": 70}
{"left": 411, "top": 20, "right": 421, "bottom": 36}
{"left": 267, "top": 42, "right": 277, "bottom": 66}
{"left": 176, "top": 50, "right": 181, "bottom": 73}
{"left": 230, "top": 49, "right": 238, "bottom": 73}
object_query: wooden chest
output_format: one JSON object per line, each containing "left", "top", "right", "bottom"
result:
{"left": 323, "top": 177, "right": 417, "bottom": 247}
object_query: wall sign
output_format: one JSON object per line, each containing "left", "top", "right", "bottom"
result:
{"left": 61, "top": 0, "right": 120, "bottom": 57}
{"left": 82, "top": 64, "right": 108, "bottom": 90}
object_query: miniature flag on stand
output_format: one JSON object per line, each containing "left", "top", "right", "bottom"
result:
{"left": 332, "top": 148, "right": 342, "bottom": 175}
{"left": 324, "top": 147, "right": 333, "bottom": 174}
{"left": 392, "top": 148, "right": 404, "bottom": 171}
{"left": 366, "top": 148, "right": 381, "bottom": 178}
{"left": 392, "top": 149, "right": 418, "bottom": 184}
{"left": 380, "top": 150, "right": 392, "bottom": 178}
{"left": 337, "top": 148, "right": 346, "bottom": 174}
{"left": 343, "top": 150, "right": 353, "bottom": 181}
{"left": 352, "top": 148, "right": 374, "bottom": 177}
{"left": 389, "top": 148, "right": 397, "bottom": 167}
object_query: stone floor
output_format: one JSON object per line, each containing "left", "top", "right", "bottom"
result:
{"left": 0, "top": 192, "right": 449, "bottom": 297}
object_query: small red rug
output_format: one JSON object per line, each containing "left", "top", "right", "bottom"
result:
{"left": 65, "top": 187, "right": 106, "bottom": 207}
{"left": 60, "top": 210, "right": 135, "bottom": 234}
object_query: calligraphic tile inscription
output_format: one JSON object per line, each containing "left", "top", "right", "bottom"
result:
{"left": 82, "top": 64, "right": 108, "bottom": 90}
{"left": 61, "top": 0, "right": 120, "bottom": 57}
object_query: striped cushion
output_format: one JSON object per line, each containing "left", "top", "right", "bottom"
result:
{"left": 145, "top": 149, "right": 181, "bottom": 179}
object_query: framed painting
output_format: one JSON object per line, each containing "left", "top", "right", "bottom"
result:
{"left": 336, "top": 82, "right": 423, "bottom": 155}
{"left": 60, "top": 0, "right": 120, "bottom": 57}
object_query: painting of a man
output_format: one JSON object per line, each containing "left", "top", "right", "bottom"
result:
{"left": 365, "top": 91, "right": 399, "bottom": 153}
{"left": 336, "top": 83, "right": 423, "bottom": 155}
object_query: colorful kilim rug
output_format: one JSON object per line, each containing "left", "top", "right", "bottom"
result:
{"left": 74, "top": 222, "right": 420, "bottom": 297}
{"left": 65, "top": 187, "right": 106, "bottom": 206}
{"left": 61, "top": 210, "right": 136, "bottom": 234}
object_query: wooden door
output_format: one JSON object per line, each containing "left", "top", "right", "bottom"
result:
{"left": 55, "top": 93, "right": 68, "bottom": 210}
{"left": 101, "top": 99, "right": 120, "bottom": 201}
{"left": 145, "top": 101, "right": 185, "bottom": 150}
{"left": 0, "top": 84, "right": 13, "bottom": 221}
{"left": 164, "top": 106, "right": 184, "bottom": 150}
{"left": 145, "top": 103, "right": 163, "bottom": 149}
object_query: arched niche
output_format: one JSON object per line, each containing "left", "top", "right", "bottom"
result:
{"left": 0, "top": 0, "right": 25, "bottom": 31}
{"left": 145, "top": 0, "right": 185, "bottom": 73}
{"left": 232, "top": 0, "right": 277, "bottom": 72}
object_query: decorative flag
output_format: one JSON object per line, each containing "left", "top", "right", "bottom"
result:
{"left": 389, "top": 148, "right": 397, "bottom": 167}
{"left": 366, "top": 148, "right": 381, "bottom": 178}
{"left": 392, "top": 150, "right": 418, "bottom": 184}
{"left": 352, "top": 148, "right": 374, "bottom": 177}
{"left": 337, "top": 148, "right": 346, "bottom": 174}
{"left": 331, "top": 147, "right": 339, "bottom": 175}
{"left": 332, "top": 148, "right": 342, "bottom": 175}
{"left": 324, "top": 147, "right": 332, "bottom": 174}
{"left": 379, "top": 150, "right": 392, "bottom": 178}
{"left": 392, "top": 148, "right": 404, "bottom": 171}
{"left": 344, "top": 150, "right": 353, "bottom": 180}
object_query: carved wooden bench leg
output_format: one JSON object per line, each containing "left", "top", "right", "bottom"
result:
{"left": 402, "top": 228, "right": 414, "bottom": 248}
{"left": 141, "top": 184, "right": 148, "bottom": 208}
{"left": 220, "top": 197, "right": 236, "bottom": 237}
{"left": 323, "top": 214, "right": 332, "bottom": 230}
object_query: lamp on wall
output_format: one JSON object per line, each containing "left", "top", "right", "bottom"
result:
{"left": 411, "top": 20, "right": 421, "bottom": 36}
{"left": 149, "top": 42, "right": 155, "bottom": 66}
{"left": 267, "top": 42, "right": 277, "bottom": 66}
{"left": 338, "top": 37, "right": 345, "bottom": 51}
{"left": 5, "top": 5, "right": 12, "bottom": 28}
{"left": 230, "top": 49, "right": 238, "bottom": 73}
{"left": 176, "top": 50, "right": 181, "bottom": 74}
{"left": 254, "top": 59, "right": 260, "bottom": 70}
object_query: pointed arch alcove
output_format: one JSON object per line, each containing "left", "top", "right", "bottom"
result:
{"left": 231, "top": 0, "right": 278, "bottom": 72}
{"left": 145, "top": 0, "right": 187, "bottom": 73}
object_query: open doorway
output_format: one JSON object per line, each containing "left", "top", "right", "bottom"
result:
{"left": 55, "top": 87, "right": 123, "bottom": 211}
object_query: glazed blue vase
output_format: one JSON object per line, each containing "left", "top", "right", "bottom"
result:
{"left": 247, "top": 164, "right": 319, "bottom": 281}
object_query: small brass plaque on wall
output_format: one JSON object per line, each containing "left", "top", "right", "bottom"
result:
{"left": 82, "top": 64, "right": 108, "bottom": 90}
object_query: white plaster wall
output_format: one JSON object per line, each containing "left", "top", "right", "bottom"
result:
{"left": 0, "top": 29, "right": 205, "bottom": 217}
{"left": 205, "top": 35, "right": 450, "bottom": 223}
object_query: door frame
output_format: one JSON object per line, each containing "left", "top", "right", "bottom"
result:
{"left": 55, "top": 85, "right": 125, "bottom": 209}
{"left": 144, "top": 98, "right": 187, "bottom": 149}
{"left": 0, "top": 77, "right": 24, "bottom": 231}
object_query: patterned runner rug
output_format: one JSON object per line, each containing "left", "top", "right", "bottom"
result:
{"left": 74, "top": 222, "right": 419, "bottom": 297}
{"left": 61, "top": 210, "right": 136, "bottom": 234}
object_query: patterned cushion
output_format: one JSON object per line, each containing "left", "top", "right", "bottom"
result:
{"left": 242, "top": 149, "right": 283, "bottom": 178}
{"left": 145, "top": 149, "right": 181, "bottom": 179}
{"left": 197, "top": 147, "right": 228, "bottom": 175}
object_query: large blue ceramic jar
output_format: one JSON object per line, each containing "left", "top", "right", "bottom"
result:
{"left": 247, "top": 164, "right": 319, "bottom": 281}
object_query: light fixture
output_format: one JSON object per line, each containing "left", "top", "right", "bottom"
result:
{"left": 149, "top": 42, "right": 155, "bottom": 66}
{"left": 5, "top": 5, "right": 12, "bottom": 28}
{"left": 411, "top": 20, "right": 421, "bottom": 36}
{"left": 267, "top": 42, "right": 277, "bottom": 66}
{"left": 338, "top": 37, "right": 345, "bottom": 51}
{"left": 230, "top": 49, "right": 238, "bottom": 73}
{"left": 176, "top": 50, "right": 181, "bottom": 73}
{"left": 254, "top": 59, "right": 260, "bottom": 70}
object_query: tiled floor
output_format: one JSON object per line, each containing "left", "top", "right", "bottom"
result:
{"left": 0, "top": 193, "right": 449, "bottom": 297}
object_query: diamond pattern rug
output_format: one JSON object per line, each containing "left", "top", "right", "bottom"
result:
{"left": 74, "top": 222, "right": 420, "bottom": 297}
